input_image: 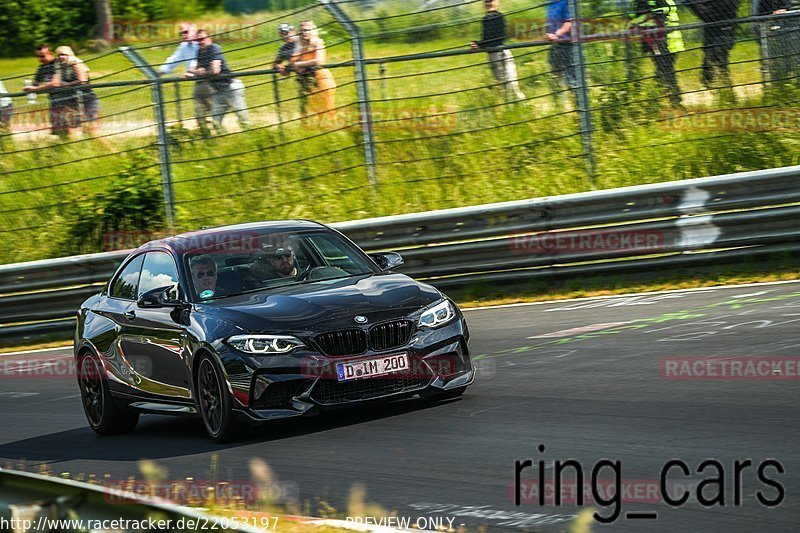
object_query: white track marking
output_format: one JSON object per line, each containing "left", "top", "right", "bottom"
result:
{"left": 462, "top": 279, "right": 800, "bottom": 312}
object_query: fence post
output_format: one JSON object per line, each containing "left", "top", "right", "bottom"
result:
{"left": 119, "top": 47, "right": 176, "bottom": 227}
{"left": 174, "top": 81, "right": 183, "bottom": 125}
{"left": 568, "top": 0, "right": 597, "bottom": 185}
{"left": 321, "top": 0, "right": 378, "bottom": 187}
{"left": 273, "top": 71, "right": 285, "bottom": 139}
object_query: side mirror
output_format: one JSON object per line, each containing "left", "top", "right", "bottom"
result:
{"left": 370, "top": 252, "right": 404, "bottom": 271}
{"left": 137, "top": 285, "right": 183, "bottom": 309}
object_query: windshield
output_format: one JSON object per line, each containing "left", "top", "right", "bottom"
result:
{"left": 183, "top": 230, "right": 377, "bottom": 301}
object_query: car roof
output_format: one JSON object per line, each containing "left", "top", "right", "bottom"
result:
{"left": 136, "top": 220, "right": 330, "bottom": 255}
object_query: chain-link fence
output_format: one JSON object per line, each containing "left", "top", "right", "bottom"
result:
{"left": 1, "top": 0, "right": 800, "bottom": 264}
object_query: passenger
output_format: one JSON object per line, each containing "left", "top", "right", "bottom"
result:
{"left": 190, "top": 255, "right": 219, "bottom": 298}
{"left": 291, "top": 20, "right": 337, "bottom": 121}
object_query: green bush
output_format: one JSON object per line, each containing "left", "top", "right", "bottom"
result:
{"left": 62, "top": 152, "right": 166, "bottom": 256}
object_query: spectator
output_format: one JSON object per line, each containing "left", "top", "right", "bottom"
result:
{"left": 546, "top": 0, "right": 578, "bottom": 99}
{"left": 687, "top": 0, "right": 740, "bottom": 90}
{"left": 470, "top": 0, "right": 526, "bottom": 101}
{"left": 190, "top": 29, "right": 249, "bottom": 133}
{"left": 291, "top": 20, "right": 337, "bottom": 120}
{"left": 0, "top": 80, "right": 12, "bottom": 131}
{"left": 630, "top": 0, "right": 685, "bottom": 107}
{"left": 22, "top": 45, "right": 59, "bottom": 136}
{"left": 158, "top": 23, "right": 212, "bottom": 133}
{"left": 273, "top": 23, "right": 299, "bottom": 76}
{"left": 46, "top": 46, "right": 88, "bottom": 138}
{"left": 52, "top": 47, "right": 101, "bottom": 135}
{"left": 755, "top": 0, "right": 798, "bottom": 88}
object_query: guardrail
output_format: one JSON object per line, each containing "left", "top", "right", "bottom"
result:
{"left": 2, "top": 165, "right": 800, "bottom": 347}
{"left": 0, "top": 468, "right": 258, "bottom": 533}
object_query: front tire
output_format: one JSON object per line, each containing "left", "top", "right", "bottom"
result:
{"left": 197, "top": 354, "right": 241, "bottom": 443}
{"left": 78, "top": 352, "right": 139, "bottom": 435}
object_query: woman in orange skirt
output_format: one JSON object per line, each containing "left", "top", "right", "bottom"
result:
{"left": 291, "top": 20, "right": 337, "bottom": 121}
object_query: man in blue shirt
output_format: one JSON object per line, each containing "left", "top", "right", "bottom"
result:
{"left": 546, "top": 0, "right": 577, "bottom": 96}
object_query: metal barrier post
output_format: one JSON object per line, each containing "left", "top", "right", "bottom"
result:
{"left": 273, "top": 71, "right": 285, "bottom": 138}
{"left": 119, "top": 47, "right": 176, "bottom": 227}
{"left": 321, "top": 0, "right": 378, "bottom": 187}
{"left": 174, "top": 81, "right": 183, "bottom": 125}
{"left": 569, "top": 0, "right": 597, "bottom": 185}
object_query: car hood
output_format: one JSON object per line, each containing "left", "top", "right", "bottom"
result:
{"left": 198, "top": 273, "right": 443, "bottom": 333}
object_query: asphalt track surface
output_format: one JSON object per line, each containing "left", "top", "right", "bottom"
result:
{"left": 2, "top": 282, "right": 800, "bottom": 532}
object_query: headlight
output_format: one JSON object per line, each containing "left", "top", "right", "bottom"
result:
{"left": 418, "top": 300, "right": 456, "bottom": 328}
{"left": 227, "top": 335, "right": 305, "bottom": 355}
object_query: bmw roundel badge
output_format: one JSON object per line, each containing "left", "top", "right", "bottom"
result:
{"left": 354, "top": 315, "right": 368, "bottom": 324}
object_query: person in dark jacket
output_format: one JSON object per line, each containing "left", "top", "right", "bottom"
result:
{"left": 470, "top": 0, "right": 526, "bottom": 101}
{"left": 687, "top": 0, "right": 741, "bottom": 89}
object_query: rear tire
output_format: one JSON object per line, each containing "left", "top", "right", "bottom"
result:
{"left": 197, "top": 354, "right": 242, "bottom": 443}
{"left": 77, "top": 352, "right": 139, "bottom": 435}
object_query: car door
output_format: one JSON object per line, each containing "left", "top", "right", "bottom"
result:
{"left": 98, "top": 253, "right": 145, "bottom": 389}
{"left": 121, "top": 251, "right": 192, "bottom": 400}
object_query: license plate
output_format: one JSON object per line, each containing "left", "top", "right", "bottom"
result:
{"left": 336, "top": 354, "right": 409, "bottom": 382}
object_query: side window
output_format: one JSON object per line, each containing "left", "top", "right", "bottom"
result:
{"left": 110, "top": 255, "right": 145, "bottom": 300}
{"left": 308, "top": 235, "right": 362, "bottom": 272}
{"left": 138, "top": 252, "right": 180, "bottom": 299}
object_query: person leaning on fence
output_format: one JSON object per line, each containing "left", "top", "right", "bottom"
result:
{"left": 0, "top": 80, "right": 12, "bottom": 132}
{"left": 756, "top": 0, "right": 798, "bottom": 88}
{"left": 190, "top": 29, "right": 250, "bottom": 134}
{"left": 49, "top": 46, "right": 101, "bottom": 137}
{"left": 686, "top": 0, "right": 741, "bottom": 92}
{"left": 291, "top": 20, "right": 337, "bottom": 121}
{"left": 546, "top": 0, "right": 578, "bottom": 101}
{"left": 55, "top": 47, "right": 101, "bottom": 134}
{"left": 629, "top": 0, "right": 685, "bottom": 107}
{"left": 470, "top": 0, "right": 526, "bottom": 102}
{"left": 274, "top": 23, "right": 299, "bottom": 76}
{"left": 22, "top": 45, "right": 59, "bottom": 136}
{"left": 158, "top": 23, "right": 212, "bottom": 133}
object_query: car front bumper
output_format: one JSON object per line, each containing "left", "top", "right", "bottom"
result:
{"left": 221, "top": 317, "right": 473, "bottom": 422}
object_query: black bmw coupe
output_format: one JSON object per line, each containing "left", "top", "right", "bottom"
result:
{"left": 74, "top": 221, "right": 473, "bottom": 441}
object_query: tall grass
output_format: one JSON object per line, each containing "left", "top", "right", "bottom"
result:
{"left": 2, "top": 0, "right": 799, "bottom": 264}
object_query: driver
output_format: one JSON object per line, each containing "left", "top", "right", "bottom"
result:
{"left": 190, "top": 255, "right": 219, "bottom": 298}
